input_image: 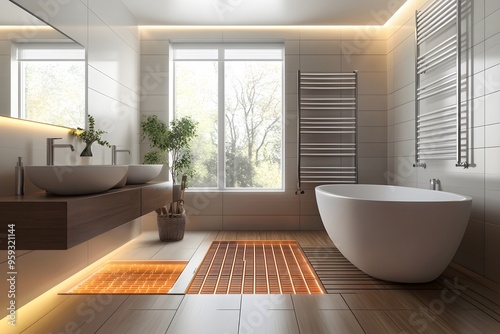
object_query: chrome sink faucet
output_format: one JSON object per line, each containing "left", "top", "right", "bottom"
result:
{"left": 47, "top": 138, "right": 75, "bottom": 165}
{"left": 111, "top": 145, "right": 130, "bottom": 165}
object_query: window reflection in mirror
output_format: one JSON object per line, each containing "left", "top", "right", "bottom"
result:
{"left": 12, "top": 41, "right": 85, "bottom": 128}
{"left": 1, "top": 1, "right": 86, "bottom": 129}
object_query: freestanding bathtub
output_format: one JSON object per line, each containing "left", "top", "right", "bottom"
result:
{"left": 315, "top": 184, "right": 472, "bottom": 283}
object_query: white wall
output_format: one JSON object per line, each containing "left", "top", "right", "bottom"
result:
{"left": 0, "top": 0, "right": 141, "bottom": 316}
{"left": 388, "top": 0, "right": 500, "bottom": 283}
{"left": 140, "top": 26, "right": 389, "bottom": 231}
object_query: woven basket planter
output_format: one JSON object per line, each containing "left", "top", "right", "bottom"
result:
{"left": 157, "top": 213, "right": 185, "bottom": 241}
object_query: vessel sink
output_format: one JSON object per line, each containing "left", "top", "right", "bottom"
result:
{"left": 25, "top": 165, "right": 129, "bottom": 196}
{"left": 126, "top": 164, "right": 163, "bottom": 184}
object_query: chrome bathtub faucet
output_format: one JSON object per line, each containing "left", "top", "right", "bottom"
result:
{"left": 111, "top": 145, "right": 130, "bottom": 165}
{"left": 47, "top": 138, "right": 75, "bottom": 165}
{"left": 430, "top": 178, "right": 440, "bottom": 191}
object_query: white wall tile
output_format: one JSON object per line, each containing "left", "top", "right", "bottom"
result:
{"left": 299, "top": 215, "right": 325, "bottom": 230}
{"left": 358, "top": 95, "right": 387, "bottom": 111}
{"left": 484, "top": 63, "right": 500, "bottom": 95}
{"left": 454, "top": 219, "right": 485, "bottom": 275}
{"left": 298, "top": 55, "right": 342, "bottom": 72}
{"left": 185, "top": 215, "right": 223, "bottom": 231}
{"left": 485, "top": 147, "right": 500, "bottom": 173}
{"left": 88, "top": 0, "right": 139, "bottom": 52}
{"left": 485, "top": 32, "right": 500, "bottom": 70}
{"left": 358, "top": 111, "right": 387, "bottom": 127}
{"left": 88, "top": 12, "right": 138, "bottom": 91}
{"left": 223, "top": 216, "right": 300, "bottom": 230}
{"left": 358, "top": 126, "right": 387, "bottom": 143}
{"left": 299, "top": 40, "right": 342, "bottom": 55}
{"left": 141, "top": 40, "right": 170, "bottom": 55}
{"left": 485, "top": 0, "right": 500, "bottom": 16}
{"left": 485, "top": 8, "right": 500, "bottom": 39}
{"left": 342, "top": 55, "right": 387, "bottom": 72}
{"left": 485, "top": 223, "right": 500, "bottom": 282}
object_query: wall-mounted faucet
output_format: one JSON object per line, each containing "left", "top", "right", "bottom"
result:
{"left": 47, "top": 138, "right": 74, "bottom": 165}
{"left": 111, "top": 145, "right": 130, "bottom": 165}
{"left": 430, "top": 178, "right": 440, "bottom": 191}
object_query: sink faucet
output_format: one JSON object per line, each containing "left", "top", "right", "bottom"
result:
{"left": 47, "top": 138, "right": 75, "bottom": 165}
{"left": 111, "top": 145, "right": 130, "bottom": 165}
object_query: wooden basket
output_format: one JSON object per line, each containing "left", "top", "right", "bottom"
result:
{"left": 157, "top": 213, "right": 185, "bottom": 241}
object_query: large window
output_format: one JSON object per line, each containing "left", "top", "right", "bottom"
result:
{"left": 14, "top": 42, "right": 85, "bottom": 128}
{"left": 172, "top": 44, "right": 284, "bottom": 190}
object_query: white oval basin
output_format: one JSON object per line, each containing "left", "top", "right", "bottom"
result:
{"left": 25, "top": 165, "right": 129, "bottom": 196}
{"left": 126, "top": 164, "right": 163, "bottom": 184}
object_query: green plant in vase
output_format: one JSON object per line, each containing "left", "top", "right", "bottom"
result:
{"left": 70, "top": 114, "right": 110, "bottom": 158}
{"left": 141, "top": 114, "right": 197, "bottom": 215}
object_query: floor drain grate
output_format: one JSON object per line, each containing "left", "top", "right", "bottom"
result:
{"left": 61, "top": 261, "right": 187, "bottom": 295}
{"left": 187, "top": 241, "right": 324, "bottom": 294}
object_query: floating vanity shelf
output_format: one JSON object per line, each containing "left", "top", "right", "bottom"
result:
{"left": 0, "top": 182, "right": 171, "bottom": 250}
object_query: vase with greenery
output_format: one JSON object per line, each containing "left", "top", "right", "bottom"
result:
{"left": 141, "top": 114, "right": 197, "bottom": 218}
{"left": 70, "top": 114, "right": 110, "bottom": 159}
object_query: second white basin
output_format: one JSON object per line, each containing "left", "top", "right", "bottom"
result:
{"left": 25, "top": 165, "right": 129, "bottom": 196}
{"left": 126, "top": 164, "right": 163, "bottom": 184}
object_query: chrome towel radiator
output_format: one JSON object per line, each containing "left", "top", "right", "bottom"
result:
{"left": 414, "top": 0, "right": 468, "bottom": 169}
{"left": 296, "top": 71, "right": 358, "bottom": 195}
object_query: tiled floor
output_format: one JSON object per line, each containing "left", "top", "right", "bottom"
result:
{"left": 2, "top": 230, "right": 500, "bottom": 334}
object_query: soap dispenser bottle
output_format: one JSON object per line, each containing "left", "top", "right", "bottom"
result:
{"left": 15, "top": 157, "right": 24, "bottom": 196}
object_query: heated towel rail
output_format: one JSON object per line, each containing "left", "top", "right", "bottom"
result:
{"left": 414, "top": 0, "right": 468, "bottom": 168}
{"left": 296, "top": 71, "right": 358, "bottom": 194}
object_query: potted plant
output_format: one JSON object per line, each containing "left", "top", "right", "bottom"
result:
{"left": 141, "top": 114, "right": 197, "bottom": 241}
{"left": 70, "top": 114, "right": 110, "bottom": 164}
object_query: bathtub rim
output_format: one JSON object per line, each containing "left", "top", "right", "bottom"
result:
{"left": 315, "top": 184, "right": 472, "bottom": 203}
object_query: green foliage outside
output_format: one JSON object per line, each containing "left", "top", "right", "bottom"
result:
{"left": 23, "top": 61, "right": 85, "bottom": 129}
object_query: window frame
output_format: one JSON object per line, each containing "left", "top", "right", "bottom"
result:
{"left": 170, "top": 42, "right": 286, "bottom": 192}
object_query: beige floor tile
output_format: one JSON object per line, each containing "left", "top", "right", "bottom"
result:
{"left": 385, "top": 310, "right": 458, "bottom": 334}
{"left": 353, "top": 310, "right": 405, "bottom": 334}
{"left": 96, "top": 309, "right": 175, "bottom": 334}
{"left": 296, "top": 309, "right": 365, "bottom": 334}
{"left": 342, "top": 290, "right": 427, "bottom": 310}
{"left": 22, "top": 295, "right": 127, "bottom": 334}
{"left": 438, "top": 309, "right": 500, "bottom": 334}
{"left": 241, "top": 294, "right": 294, "bottom": 312}
{"left": 126, "top": 295, "right": 184, "bottom": 310}
{"left": 410, "top": 289, "right": 478, "bottom": 311}
{"left": 292, "top": 294, "right": 349, "bottom": 310}
{"left": 239, "top": 310, "right": 299, "bottom": 334}
{"left": 165, "top": 294, "right": 241, "bottom": 334}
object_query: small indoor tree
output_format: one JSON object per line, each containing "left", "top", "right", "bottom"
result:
{"left": 141, "top": 114, "right": 198, "bottom": 215}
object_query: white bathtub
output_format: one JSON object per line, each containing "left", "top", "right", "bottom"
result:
{"left": 315, "top": 184, "right": 472, "bottom": 283}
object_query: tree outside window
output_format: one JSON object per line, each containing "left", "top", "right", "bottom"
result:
{"left": 173, "top": 44, "right": 284, "bottom": 190}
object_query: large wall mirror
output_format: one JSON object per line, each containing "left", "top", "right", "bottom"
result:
{"left": 0, "top": 0, "right": 86, "bottom": 129}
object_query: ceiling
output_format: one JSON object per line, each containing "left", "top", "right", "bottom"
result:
{"left": 121, "top": 0, "right": 409, "bottom": 26}
{"left": 1, "top": 0, "right": 408, "bottom": 26}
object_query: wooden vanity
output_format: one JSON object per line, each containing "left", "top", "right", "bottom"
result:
{"left": 0, "top": 181, "right": 171, "bottom": 250}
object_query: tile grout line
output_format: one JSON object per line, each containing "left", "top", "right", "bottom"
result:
{"left": 290, "top": 295, "right": 302, "bottom": 334}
